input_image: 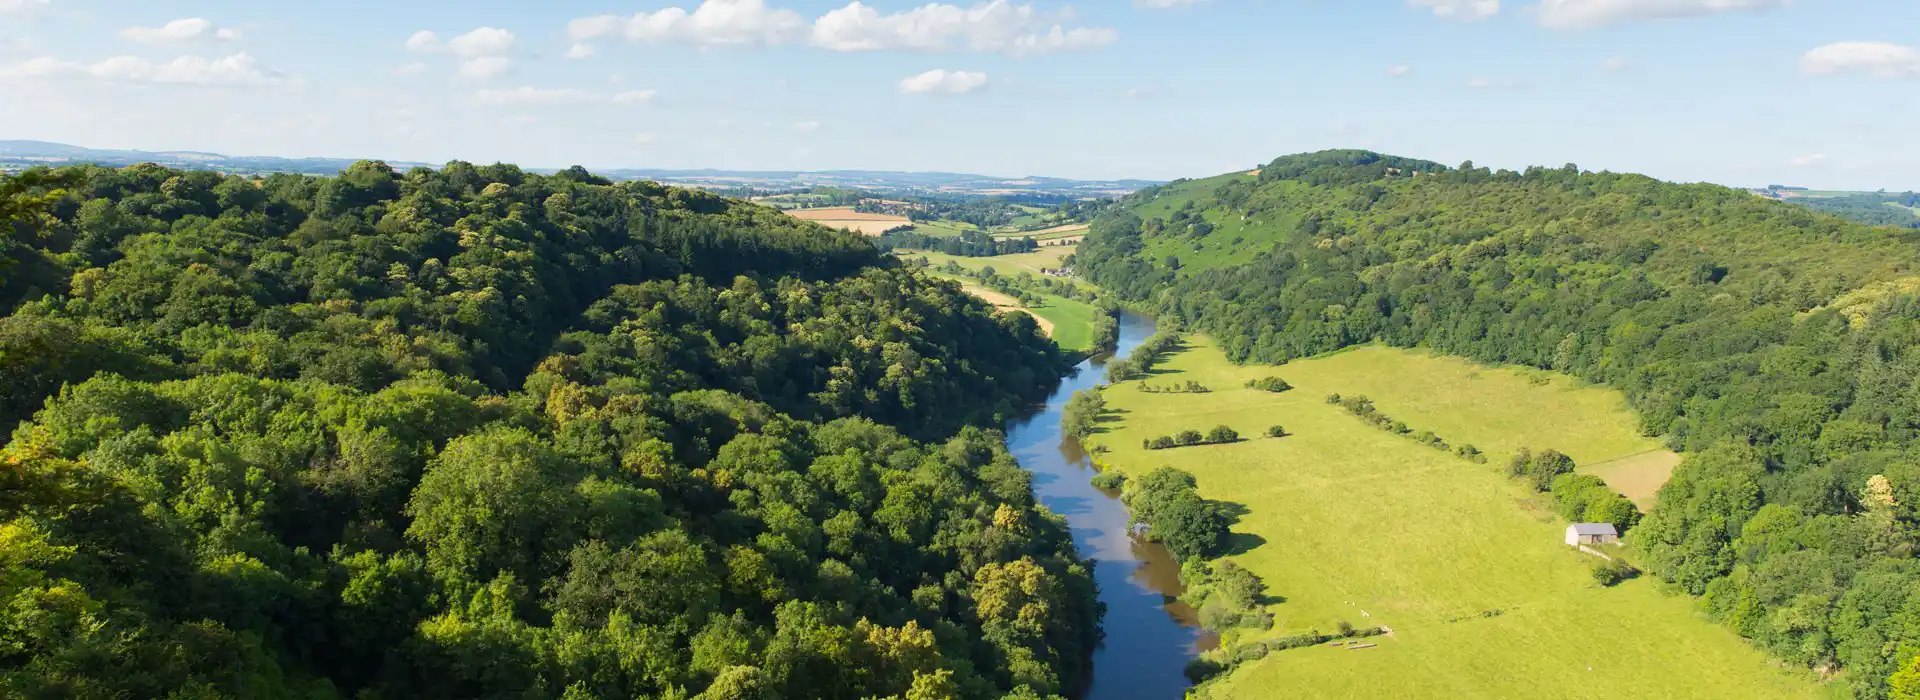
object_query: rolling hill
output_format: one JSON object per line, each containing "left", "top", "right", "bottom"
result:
{"left": 1074, "top": 149, "right": 1920, "bottom": 698}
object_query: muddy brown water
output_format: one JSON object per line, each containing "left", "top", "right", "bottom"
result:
{"left": 1002, "top": 311, "right": 1216, "bottom": 699}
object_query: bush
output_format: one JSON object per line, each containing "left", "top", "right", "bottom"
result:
{"left": 1234, "top": 643, "right": 1270, "bottom": 662}
{"left": 1206, "top": 425, "right": 1240, "bottom": 444}
{"left": 1246, "top": 377, "right": 1292, "bottom": 392}
{"left": 1090, "top": 471, "right": 1127, "bottom": 490}
{"left": 1184, "top": 657, "right": 1227, "bottom": 683}
{"left": 1592, "top": 558, "right": 1639, "bottom": 587}
{"left": 1267, "top": 425, "right": 1287, "bottom": 438}
{"left": 1325, "top": 393, "right": 1342, "bottom": 404}
{"left": 1336, "top": 620, "right": 1355, "bottom": 636}
{"left": 1176, "top": 429, "right": 1205, "bottom": 446}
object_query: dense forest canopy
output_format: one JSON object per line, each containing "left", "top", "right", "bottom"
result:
{"left": 0, "top": 161, "right": 1097, "bottom": 698}
{"left": 1779, "top": 191, "right": 1920, "bottom": 229}
{"left": 1075, "top": 150, "right": 1920, "bottom": 698}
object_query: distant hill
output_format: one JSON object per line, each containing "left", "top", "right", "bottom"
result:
{"left": 1750, "top": 185, "right": 1920, "bottom": 228}
{"left": 0, "top": 139, "right": 1156, "bottom": 197}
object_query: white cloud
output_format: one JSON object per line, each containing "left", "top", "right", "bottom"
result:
{"left": 1789, "top": 153, "right": 1826, "bottom": 167}
{"left": 447, "top": 27, "right": 515, "bottom": 57}
{"left": 459, "top": 56, "right": 510, "bottom": 80}
{"left": 565, "top": 43, "right": 596, "bottom": 59}
{"left": 1134, "top": 0, "right": 1204, "bottom": 7}
{"left": 1388, "top": 65, "right": 1411, "bottom": 76}
{"left": 1601, "top": 56, "right": 1633, "bottom": 71}
{"left": 3, "top": 52, "right": 290, "bottom": 87}
{"left": 899, "top": 68, "right": 988, "bottom": 94}
{"left": 1536, "top": 0, "right": 1785, "bottom": 29}
{"left": 811, "top": 1, "right": 1117, "bottom": 55}
{"left": 0, "top": 0, "right": 48, "bottom": 16}
{"left": 405, "top": 30, "right": 441, "bottom": 52}
{"left": 1409, "top": 0, "right": 1500, "bottom": 21}
{"left": 475, "top": 86, "right": 596, "bottom": 106}
{"left": 635, "top": 132, "right": 657, "bottom": 144}
{"left": 612, "top": 89, "right": 657, "bottom": 103}
{"left": 119, "top": 18, "right": 242, "bottom": 44}
{"left": 793, "top": 120, "right": 821, "bottom": 133}
{"left": 570, "top": 0, "right": 806, "bottom": 48}
{"left": 1800, "top": 42, "right": 1920, "bottom": 78}
{"left": 407, "top": 27, "right": 515, "bottom": 58}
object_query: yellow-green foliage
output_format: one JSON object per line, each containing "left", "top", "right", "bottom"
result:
{"left": 1087, "top": 336, "right": 1823, "bottom": 699}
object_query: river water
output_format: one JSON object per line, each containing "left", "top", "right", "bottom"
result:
{"left": 1003, "top": 311, "right": 1214, "bottom": 699}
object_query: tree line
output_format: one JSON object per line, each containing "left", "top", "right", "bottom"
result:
{"left": 877, "top": 229, "right": 1038, "bottom": 257}
{"left": 0, "top": 162, "right": 1096, "bottom": 699}
{"left": 1074, "top": 149, "right": 1920, "bottom": 697}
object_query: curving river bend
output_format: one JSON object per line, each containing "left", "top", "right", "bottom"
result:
{"left": 1003, "top": 311, "right": 1216, "bottom": 699}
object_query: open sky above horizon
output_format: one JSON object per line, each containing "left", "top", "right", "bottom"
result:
{"left": 0, "top": 0, "right": 1914, "bottom": 189}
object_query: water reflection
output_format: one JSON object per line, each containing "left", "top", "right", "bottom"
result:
{"left": 1004, "top": 312, "right": 1217, "bottom": 699}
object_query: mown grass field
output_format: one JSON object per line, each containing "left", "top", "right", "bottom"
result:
{"left": 1086, "top": 337, "right": 1826, "bottom": 699}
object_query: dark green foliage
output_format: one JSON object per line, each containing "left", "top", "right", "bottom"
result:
{"left": 1061, "top": 388, "right": 1106, "bottom": 441}
{"left": 1592, "top": 558, "right": 1640, "bottom": 587}
{"left": 1090, "top": 309, "right": 1120, "bottom": 355}
{"left": 1124, "top": 467, "right": 1231, "bottom": 562}
{"left": 1142, "top": 426, "right": 1240, "bottom": 450}
{"left": 1245, "top": 377, "right": 1292, "bottom": 392}
{"left": 877, "top": 228, "right": 1038, "bottom": 256}
{"left": 1089, "top": 471, "right": 1126, "bottom": 490}
{"left": 1523, "top": 449, "right": 1577, "bottom": 492}
{"left": 1077, "top": 151, "right": 1920, "bottom": 695}
{"left": 0, "top": 163, "right": 1095, "bottom": 699}
{"left": 1138, "top": 379, "right": 1209, "bottom": 393}
{"left": 1549, "top": 473, "right": 1641, "bottom": 533}
{"left": 1267, "top": 425, "right": 1287, "bottom": 438}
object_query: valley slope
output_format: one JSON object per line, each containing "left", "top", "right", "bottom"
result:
{"left": 1075, "top": 150, "right": 1920, "bottom": 697}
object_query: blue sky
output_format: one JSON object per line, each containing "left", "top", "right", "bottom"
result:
{"left": 0, "top": 0, "right": 1915, "bottom": 188}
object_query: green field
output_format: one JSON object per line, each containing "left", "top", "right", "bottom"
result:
{"left": 902, "top": 247, "right": 1078, "bottom": 279}
{"left": 1087, "top": 337, "right": 1825, "bottom": 699}
{"left": 908, "top": 220, "right": 980, "bottom": 237}
{"left": 924, "top": 270, "right": 1099, "bottom": 352}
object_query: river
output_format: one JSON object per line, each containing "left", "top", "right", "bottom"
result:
{"left": 1003, "top": 311, "right": 1214, "bottom": 699}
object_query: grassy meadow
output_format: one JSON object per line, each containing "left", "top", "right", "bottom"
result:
{"left": 925, "top": 270, "right": 1098, "bottom": 352}
{"left": 903, "top": 246, "right": 1079, "bottom": 279}
{"left": 1086, "top": 336, "right": 1826, "bottom": 699}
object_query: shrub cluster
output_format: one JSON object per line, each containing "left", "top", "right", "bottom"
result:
{"left": 1089, "top": 470, "right": 1127, "bottom": 490}
{"left": 1245, "top": 377, "right": 1293, "bottom": 392}
{"left": 1061, "top": 387, "right": 1106, "bottom": 440}
{"left": 1123, "top": 467, "right": 1232, "bottom": 562}
{"left": 1107, "top": 331, "right": 1182, "bottom": 382}
{"left": 1139, "top": 380, "right": 1211, "bottom": 394}
{"left": 1592, "top": 558, "right": 1641, "bottom": 587}
{"left": 1143, "top": 425, "right": 1241, "bottom": 450}
{"left": 1325, "top": 394, "right": 1485, "bottom": 463}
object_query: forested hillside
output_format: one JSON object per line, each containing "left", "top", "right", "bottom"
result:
{"left": 1076, "top": 150, "right": 1920, "bottom": 697}
{"left": 0, "top": 162, "right": 1095, "bottom": 699}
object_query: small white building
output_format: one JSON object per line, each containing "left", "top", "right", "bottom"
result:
{"left": 1566, "top": 523, "right": 1620, "bottom": 546}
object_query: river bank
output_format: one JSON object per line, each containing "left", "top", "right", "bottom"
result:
{"left": 1003, "top": 311, "right": 1212, "bottom": 699}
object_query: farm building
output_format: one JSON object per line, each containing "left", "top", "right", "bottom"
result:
{"left": 1565, "top": 523, "right": 1619, "bottom": 546}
